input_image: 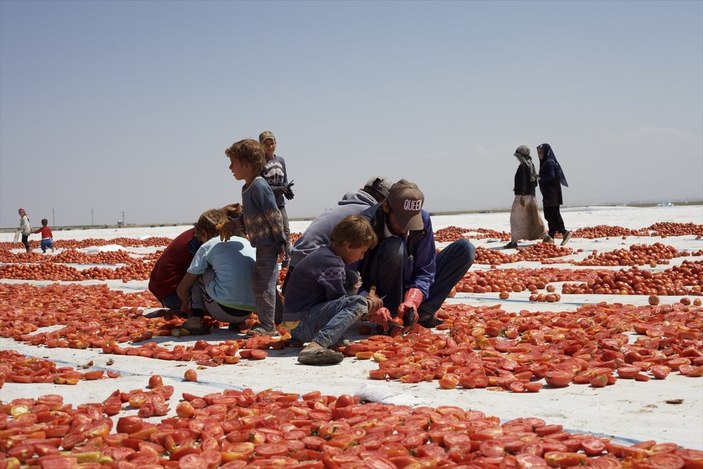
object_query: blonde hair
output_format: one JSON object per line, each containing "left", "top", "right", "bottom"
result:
{"left": 330, "top": 215, "right": 378, "bottom": 250}
{"left": 224, "top": 139, "right": 266, "bottom": 173}
{"left": 194, "top": 209, "right": 231, "bottom": 242}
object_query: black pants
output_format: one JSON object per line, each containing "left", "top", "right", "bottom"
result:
{"left": 21, "top": 234, "right": 30, "bottom": 252}
{"left": 543, "top": 205, "right": 567, "bottom": 238}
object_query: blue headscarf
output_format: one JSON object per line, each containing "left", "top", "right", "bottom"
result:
{"left": 537, "top": 143, "right": 568, "bottom": 187}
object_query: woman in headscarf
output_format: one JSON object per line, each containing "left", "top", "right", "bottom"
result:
{"left": 537, "top": 143, "right": 572, "bottom": 245}
{"left": 505, "top": 145, "right": 547, "bottom": 249}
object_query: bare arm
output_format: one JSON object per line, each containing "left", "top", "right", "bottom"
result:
{"left": 176, "top": 272, "right": 198, "bottom": 312}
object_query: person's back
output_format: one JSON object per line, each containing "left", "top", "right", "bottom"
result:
{"left": 148, "top": 228, "right": 201, "bottom": 307}
{"left": 290, "top": 190, "right": 377, "bottom": 268}
{"left": 289, "top": 177, "right": 392, "bottom": 269}
{"left": 191, "top": 236, "right": 257, "bottom": 311}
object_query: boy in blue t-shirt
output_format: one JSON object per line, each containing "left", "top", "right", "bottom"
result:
{"left": 282, "top": 215, "right": 387, "bottom": 365}
{"left": 225, "top": 139, "right": 286, "bottom": 336}
{"left": 175, "top": 208, "right": 256, "bottom": 335}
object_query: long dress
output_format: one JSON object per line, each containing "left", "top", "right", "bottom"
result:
{"left": 510, "top": 161, "right": 546, "bottom": 242}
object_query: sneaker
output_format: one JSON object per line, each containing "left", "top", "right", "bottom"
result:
{"left": 561, "top": 231, "right": 572, "bottom": 246}
{"left": 503, "top": 241, "right": 518, "bottom": 249}
{"left": 247, "top": 326, "right": 279, "bottom": 337}
{"left": 543, "top": 235, "right": 554, "bottom": 244}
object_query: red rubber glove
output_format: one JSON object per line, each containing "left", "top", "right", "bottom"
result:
{"left": 398, "top": 288, "right": 422, "bottom": 328}
{"left": 368, "top": 307, "right": 392, "bottom": 331}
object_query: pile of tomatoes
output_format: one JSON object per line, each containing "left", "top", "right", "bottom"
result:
{"left": 575, "top": 243, "right": 688, "bottom": 267}
{"left": 2, "top": 385, "right": 703, "bottom": 469}
{"left": 562, "top": 261, "right": 703, "bottom": 296}
{"left": 345, "top": 302, "right": 703, "bottom": 392}
{"left": 435, "top": 226, "right": 509, "bottom": 243}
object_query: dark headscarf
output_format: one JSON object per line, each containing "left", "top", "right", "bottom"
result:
{"left": 537, "top": 143, "right": 568, "bottom": 187}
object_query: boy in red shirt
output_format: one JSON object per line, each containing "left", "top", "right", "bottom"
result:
{"left": 33, "top": 218, "right": 55, "bottom": 253}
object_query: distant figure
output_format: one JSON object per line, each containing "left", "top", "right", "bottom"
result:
{"left": 16, "top": 208, "right": 32, "bottom": 253}
{"left": 283, "top": 215, "right": 385, "bottom": 365}
{"left": 537, "top": 143, "right": 572, "bottom": 245}
{"left": 176, "top": 209, "right": 257, "bottom": 335}
{"left": 33, "top": 218, "right": 55, "bottom": 253}
{"left": 505, "top": 145, "right": 547, "bottom": 249}
{"left": 259, "top": 130, "right": 294, "bottom": 268}
{"left": 226, "top": 138, "right": 286, "bottom": 337}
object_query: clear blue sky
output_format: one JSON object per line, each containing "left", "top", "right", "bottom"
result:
{"left": 1, "top": 0, "right": 701, "bottom": 228}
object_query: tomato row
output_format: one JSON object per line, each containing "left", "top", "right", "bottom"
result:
{"left": 0, "top": 350, "right": 119, "bottom": 386}
{"left": 1, "top": 386, "right": 702, "bottom": 469}
{"left": 345, "top": 301, "right": 703, "bottom": 392}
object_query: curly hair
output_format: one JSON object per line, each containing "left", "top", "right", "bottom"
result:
{"left": 194, "top": 209, "right": 231, "bottom": 242}
{"left": 224, "top": 139, "right": 266, "bottom": 174}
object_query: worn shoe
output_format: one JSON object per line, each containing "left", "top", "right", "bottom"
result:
{"left": 247, "top": 326, "right": 279, "bottom": 337}
{"left": 298, "top": 344, "right": 344, "bottom": 365}
{"left": 561, "top": 231, "right": 572, "bottom": 246}
{"left": 178, "top": 316, "right": 210, "bottom": 335}
{"left": 543, "top": 235, "right": 554, "bottom": 244}
{"left": 503, "top": 241, "right": 518, "bottom": 249}
{"left": 228, "top": 322, "right": 248, "bottom": 333}
{"left": 418, "top": 314, "right": 444, "bottom": 329}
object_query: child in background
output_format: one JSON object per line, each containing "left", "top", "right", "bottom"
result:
{"left": 33, "top": 218, "right": 55, "bottom": 253}
{"left": 176, "top": 209, "right": 257, "bottom": 335}
{"left": 16, "top": 208, "right": 32, "bottom": 252}
{"left": 282, "top": 215, "right": 387, "bottom": 365}
{"left": 225, "top": 138, "right": 286, "bottom": 336}
{"left": 259, "top": 130, "right": 294, "bottom": 268}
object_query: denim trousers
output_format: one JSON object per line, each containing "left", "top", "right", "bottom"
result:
{"left": 280, "top": 207, "right": 291, "bottom": 261}
{"left": 419, "top": 238, "right": 475, "bottom": 316}
{"left": 252, "top": 244, "right": 281, "bottom": 331}
{"left": 189, "top": 270, "right": 251, "bottom": 324}
{"left": 159, "top": 292, "right": 182, "bottom": 310}
{"left": 290, "top": 295, "right": 367, "bottom": 348}
{"left": 363, "top": 237, "right": 475, "bottom": 316}
{"left": 40, "top": 238, "right": 54, "bottom": 252}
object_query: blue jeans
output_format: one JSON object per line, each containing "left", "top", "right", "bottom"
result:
{"left": 419, "top": 239, "right": 475, "bottom": 316}
{"left": 362, "top": 238, "right": 475, "bottom": 317}
{"left": 290, "top": 295, "right": 367, "bottom": 348}
{"left": 40, "top": 238, "right": 54, "bottom": 253}
{"left": 159, "top": 292, "right": 182, "bottom": 310}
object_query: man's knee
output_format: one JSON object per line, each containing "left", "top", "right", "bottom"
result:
{"left": 449, "top": 239, "right": 475, "bottom": 269}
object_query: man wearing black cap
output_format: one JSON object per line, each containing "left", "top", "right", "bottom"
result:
{"left": 357, "top": 179, "right": 475, "bottom": 329}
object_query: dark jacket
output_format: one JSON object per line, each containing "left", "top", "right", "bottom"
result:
{"left": 538, "top": 144, "right": 568, "bottom": 207}
{"left": 357, "top": 205, "right": 436, "bottom": 298}
{"left": 514, "top": 163, "right": 537, "bottom": 196}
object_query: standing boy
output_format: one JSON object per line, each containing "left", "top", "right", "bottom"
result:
{"left": 259, "top": 131, "right": 294, "bottom": 268}
{"left": 283, "top": 215, "right": 386, "bottom": 365}
{"left": 33, "top": 218, "right": 55, "bottom": 253}
{"left": 225, "top": 139, "right": 286, "bottom": 336}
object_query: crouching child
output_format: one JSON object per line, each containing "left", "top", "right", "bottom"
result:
{"left": 176, "top": 209, "right": 257, "bottom": 335}
{"left": 282, "top": 215, "right": 386, "bottom": 365}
